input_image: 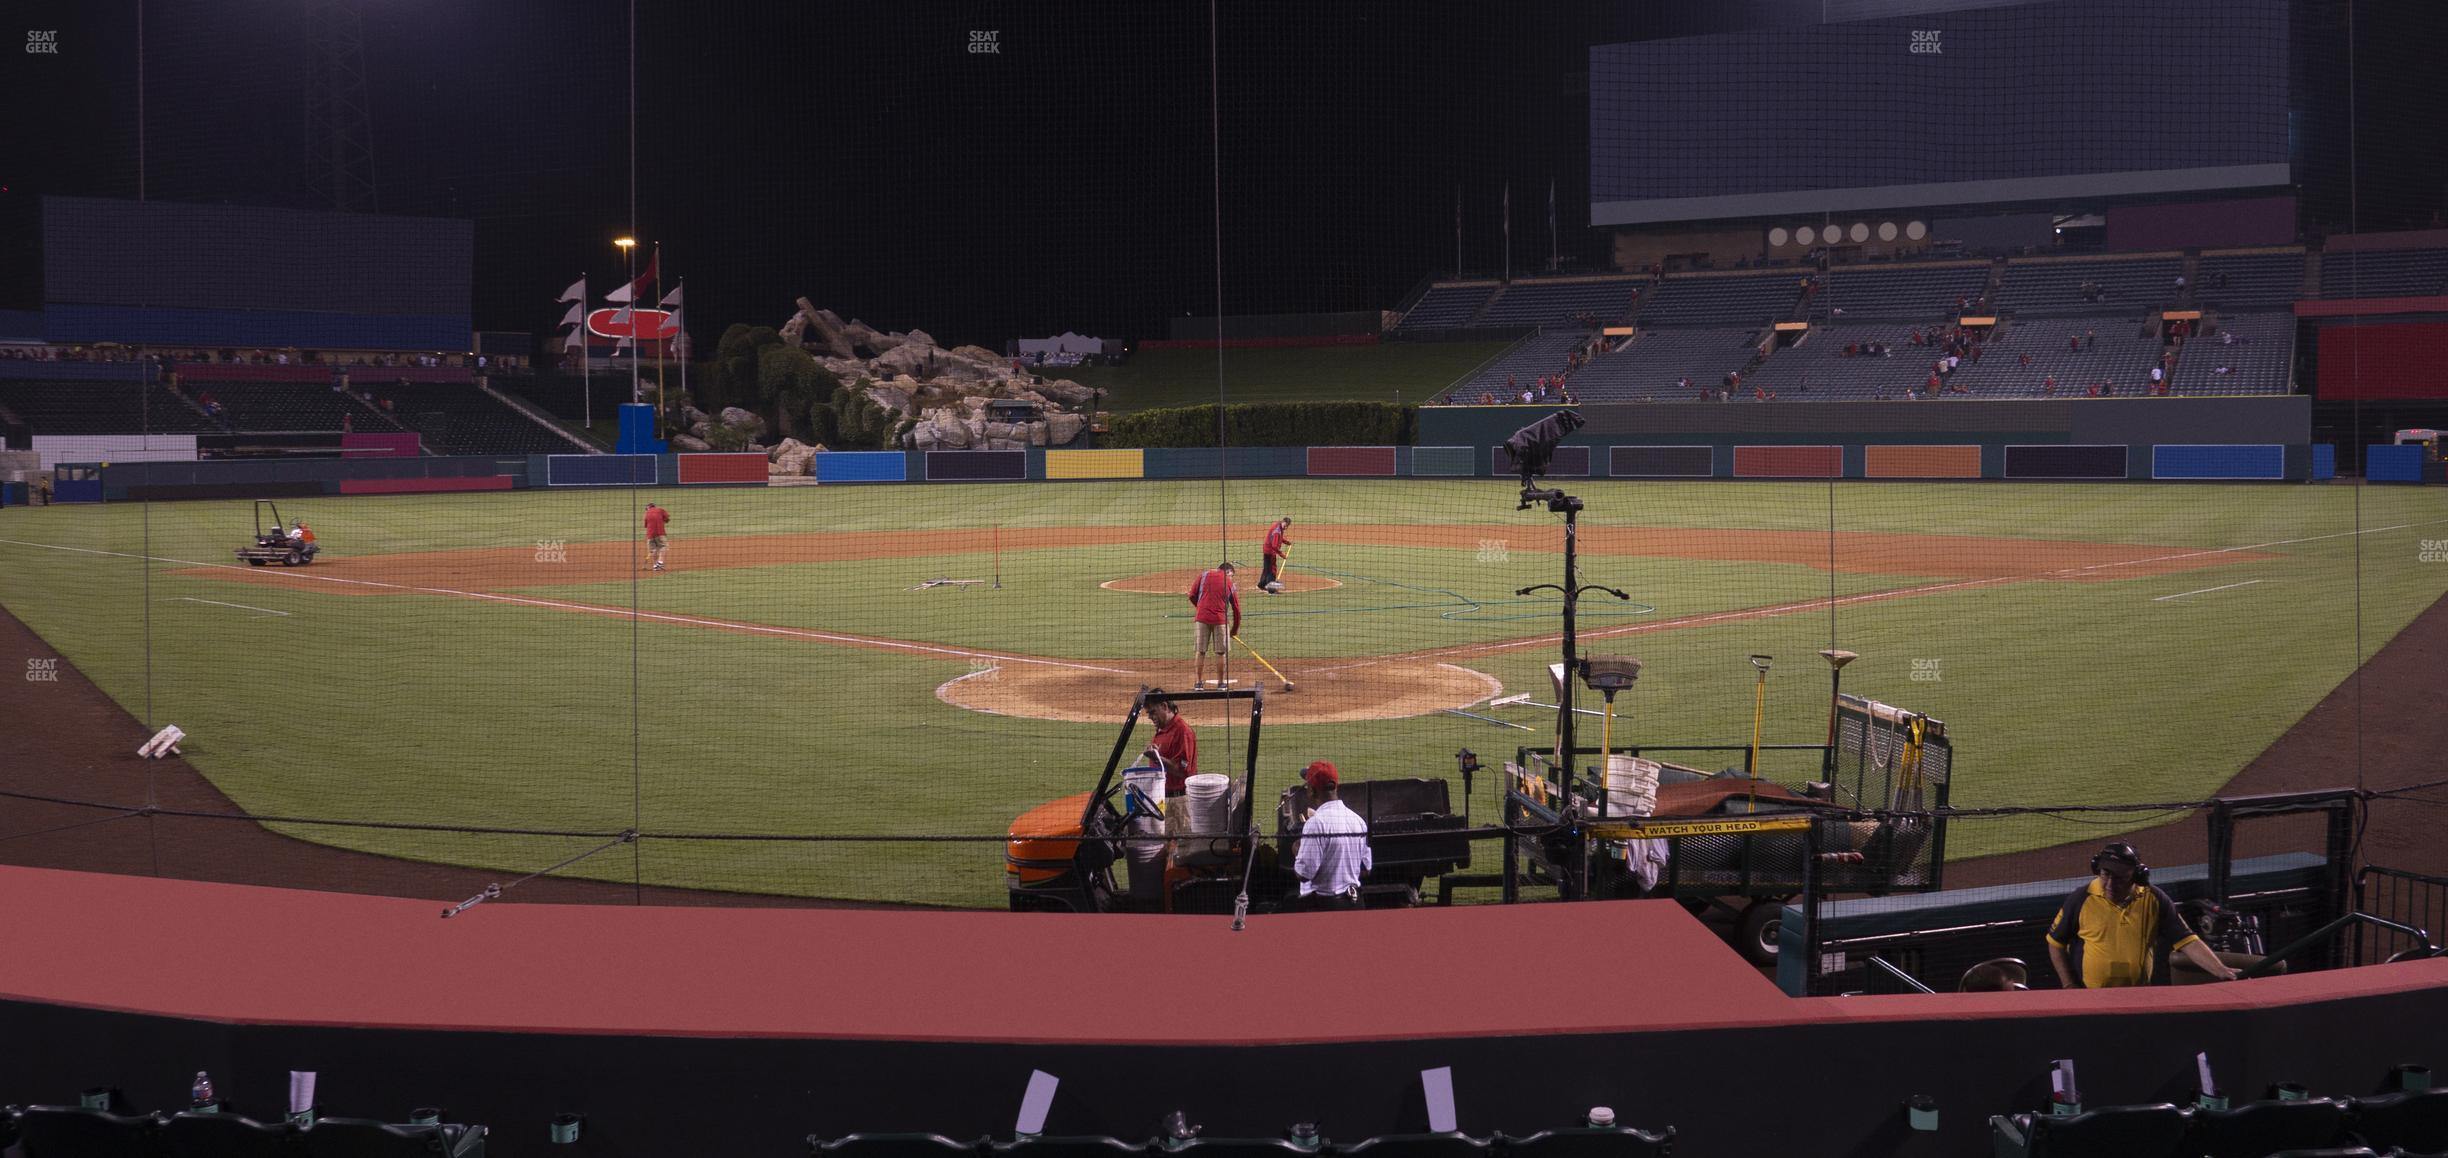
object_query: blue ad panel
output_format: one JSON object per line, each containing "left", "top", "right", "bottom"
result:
{"left": 547, "top": 454, "right": 658, "bottom": 487}
{"left": 814, "top": 452, "right": 907, "bottom": 483}
{"left": 2312, "top": 444, "right": 2336, "bottom": 481}
{"left": 2150, "top": 444, "right": 2284, "bottom": 480}
{"left": 2366, "top": 444, "right": 2426, "bottom": 483}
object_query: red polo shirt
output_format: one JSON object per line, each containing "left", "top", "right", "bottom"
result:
{"left": 1151, "top": 713, "right": 1198, "bottom": 795}
{"left": 1263, "top": 523, "right": 1289, "bottom": 560}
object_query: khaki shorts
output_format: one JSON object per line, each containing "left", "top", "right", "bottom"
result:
{"left": 649, "top": 536, "right": 667, "bottom": 550}
{"left": 1194, "top": 621, "right": 1231, "bottom": 654}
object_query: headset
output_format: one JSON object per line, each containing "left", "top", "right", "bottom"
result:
{"left": 2091, "top": 841, "right": 2150, "bottom": 883}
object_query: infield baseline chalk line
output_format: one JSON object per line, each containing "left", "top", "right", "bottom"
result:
{"left": 172, "top": 596, "right": 292, "bottom": 617}
{"left": 8, "top": 516, "right": 2443, "bottom": 679}
{"left": 0, "top": 539, "right": 1127, "bottom": 676}
{"left": 2154, "top": 580, "right": 2267, "bottom": 602}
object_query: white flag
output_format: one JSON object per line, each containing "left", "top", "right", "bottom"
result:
{"left": 659, "top": 282, "right": 684, "bottom": 309}
{"left": 659, "top": 305, "right": 683, "bottom": 337}
{"left": 606, "top": 283, "right": 633, "bottom": 304}
{"left": 611, "top": 302, "right": 634, "bottom": 326}
{"left": 558, "top": 302, "right": 584, "bottom": 329}
{"left": 558, "top": 276, "right": 586, "bottom": 304}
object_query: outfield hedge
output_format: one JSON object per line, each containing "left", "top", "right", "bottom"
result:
{"left": 1106, "top": 401, "right": 1414, "bottom": 448}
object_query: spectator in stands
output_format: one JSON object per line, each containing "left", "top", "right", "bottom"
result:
{"left": 1927, "top": 372, "right": 1941, "bottom": 395}
{"left": 2069, "top": 334, "right": 2082, "bottom": 353}
{"left": 2044, "top": 375, "right": 2057, "bottom": 395}
{"left": 2047, "top": 842, "right": 2236, "bottom": 987}
{"left": 1520, "top": 387, "right": 1534, "bottom": 404}
{"left": 2149, "top": 365, "right": 2165, "bottom": 388}
{"left": 2173, "top": 274, "right": 2188, "bottom": 294}
{"left": 2220, "top": 330, "right": 2236, "bottom": 346}
{"left": 1479, "top": 391, "right": 1496, "bottom": 405}
{"left": 2085, "top": 329, "right": 2097, "bottom": 350}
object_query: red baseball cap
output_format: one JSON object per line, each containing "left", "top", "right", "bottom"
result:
{"left": 1304, "top": 760, "right": 1338, "bottom": 789}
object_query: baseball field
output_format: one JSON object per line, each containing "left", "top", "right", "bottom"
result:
{"left": 2, "top": 478, "right": 2444, "bottom": 906}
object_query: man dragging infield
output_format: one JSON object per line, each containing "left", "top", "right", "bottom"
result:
{"left": 1260, "top": 517, "right": 1292, "bottom": 593}
{"left": 1187, "top": 560, "right": 1241, "bottom": 688}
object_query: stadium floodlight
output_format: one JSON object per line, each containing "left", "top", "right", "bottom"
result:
{"left": 612, "top": 236, "right": 636, "bottom": 251}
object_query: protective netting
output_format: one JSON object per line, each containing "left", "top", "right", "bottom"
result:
{"left": 1, "top": 2, "right": 2443, "bottom": 933}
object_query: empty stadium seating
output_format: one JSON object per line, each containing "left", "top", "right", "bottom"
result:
{"left": 1947, "top": 317, "right": 2164, "bottom": 397}
{"left": 1564, "top": 327, "right": 1764, "bottom": 401}
{"left": 1634, "top": 271, "right": 1804, "bottom": 326}
{"left": 2, "top": 1104, "right": 486, "bottom": 1158}
{"left": 2170, "top": 312, "right": 2295, "bottom": 395}
{"left": 810, "top": 1126, "right": 1674, "bottom": 1156}
{"left": 1811, "top": 261, "right": 1992, "bottom": 321}
{"left": 2196, "top": 249, "right": 2308, "bottom": 310}
{"left": 2192, "top": 1097, "right": 2352, "bottom": 1158}
{"left": 0, "top": 380, "right": 220, "bottom": 434}
{"left": 498, "top": 375, "right": 618, "bottom": 423}
{"left": 367, "top": 383, "right": 583, "bottom": 455}
{"left": 1443, "top": 331, "right": 1589, "bottom": 401}
{"left": 2321, "top": 248, "right": 2448, "bottom": 299}
{"left": 1476, "top": 278, "right": 1646, "bottom": 327}
{"left": 1396, "top": 284, "right": 1500, "bottom": 330}
{"left": 1997, "top": 255, "right": 2184, "bottom": 313}
{"left": 205, "top": 382, "right": 409, "bottom": 433}
{"left": 1741, "top": 326, "right": 1940, "bottom": 399}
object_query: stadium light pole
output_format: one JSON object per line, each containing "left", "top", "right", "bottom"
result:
{"left": 614, "top": 236, "right": 638, "bottom": 410}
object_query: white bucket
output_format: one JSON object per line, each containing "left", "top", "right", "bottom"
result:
{"left": 1120, "top": 768, "right": 1170, "bottom": 899}
{"left": 1604, "top": 755, "right": 1661, "bottom": 818}
{"left": 1183, "top": 772, "right": 1234, "bottom": 834}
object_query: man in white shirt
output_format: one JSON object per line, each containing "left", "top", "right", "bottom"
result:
{"left": 1291, "top": 761, "right": 1370, "bottom": 910}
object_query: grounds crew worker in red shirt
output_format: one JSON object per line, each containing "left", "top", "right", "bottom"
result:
{"left": 643, "top": 502, "right": 671, "bottom": 572}
{"left": 1187, "top": 560, "right": 1241, "bottom": 689}
{"left": 2047, "top": 842, "right": 2238, "bottom": 987}
{"left": 1138, "top": 690, "right": 1198, "bottom": 796}
{"left": 1259, "top": 517, "right": 1292, "bottom": 594}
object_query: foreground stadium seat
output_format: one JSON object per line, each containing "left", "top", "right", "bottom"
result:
{"left": 162, "top": 1110, "right": 298, "bottom": 1158}
{"left": 1500, "top": 1125, "right": 1676, "bottom": 1156}
{"left": 13, "top": 1104, "right": 165, "bottom": 1158}
{"left": 304, "top": 1115, "right": 486, "bottom": 1157}
{"left": 1330, "top": 1131, "right": 1489, "bottom": 1156}
{"left": 2194, "top": 1098, "right": 2351, "bottom": 1157}
{"left": 1991, "top": 1103, "right": 2190, "bottom": 1158}
{"left": 2353, "top": 1090, "right": 2448, "bottom": 1153}
{"left": 992, "top": 1136, "right": 1149, "bottom": 1157}
{"left": 815, "top": 1133, "right": 989, "bottom": 1156}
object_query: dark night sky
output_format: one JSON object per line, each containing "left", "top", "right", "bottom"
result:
{"left": 5, "top": 1, "right": 2444, "bottom": 348}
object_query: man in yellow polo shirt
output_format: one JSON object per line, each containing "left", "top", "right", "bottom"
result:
{"left": 2046, "top": 842, "right": 2239, "bottom": 988}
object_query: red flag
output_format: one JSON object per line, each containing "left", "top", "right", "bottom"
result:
{"left": 606, "top": 249, "right": 659, "bottom": 304}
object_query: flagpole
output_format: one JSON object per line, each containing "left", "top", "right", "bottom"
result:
{"left": 653, "top": 243, "right": 664, "bottom": 439}
{"left": 580, "top": 276, "right": 591, "bottom": 433}
{"left": 1502, "top": 181, "right": 1512, "bottom": 284}
{"left": 1548, "top": 177, "right": 1558, "bottom": 272}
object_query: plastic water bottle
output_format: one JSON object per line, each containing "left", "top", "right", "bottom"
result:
{"left": 190, "top": 1072, "right": 217, "bottom": 1113}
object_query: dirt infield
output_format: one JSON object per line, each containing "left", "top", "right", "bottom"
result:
{"left": 1101, "top": 568, "right": 1342, "bottom": 595}
{"left": 939, "top": 658, "right": 1502, "bottom": 725}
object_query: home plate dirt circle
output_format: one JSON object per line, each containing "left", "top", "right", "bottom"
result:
{"left": 1099, "top": 568, "right": 1342, "bottom": 595}
{"left": 938, "top": 658, "right": 1500, "bottom": 724}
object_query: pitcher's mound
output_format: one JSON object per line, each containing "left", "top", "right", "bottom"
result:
{"left": 1100, "top": 568, "right": 1341, "bottom": 595}
{"left": 939, "top": 658, "right": 1498, "bottom": 725}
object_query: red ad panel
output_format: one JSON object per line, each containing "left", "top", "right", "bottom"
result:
{"left": 1307, "top": 446, "right": 1398, "bottom": 477}
{"left": 1733, "top": 445, "right": 1843, "bottom": 478}
{"left": 2319, "top": 322, "right": 2448, "bottom": 400}
{"left": 676, "top": 452, "right": 769, "bottom": 484}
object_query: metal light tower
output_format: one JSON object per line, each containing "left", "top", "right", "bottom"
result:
{"left": 303, "top": 0, "right": 378, "bottom": 212}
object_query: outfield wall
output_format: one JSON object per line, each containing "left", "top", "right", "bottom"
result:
{"left": 1419, "top": 395, "right": 2315, "bottom": 481}
{"left": 51, "top": 396, "right": 2365, "bottom": 500}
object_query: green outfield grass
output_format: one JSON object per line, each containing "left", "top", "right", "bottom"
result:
{"left": 2, "top": 480, "right": 2444, "bottom": 906}
{"left": 1056, "top": 341, "right": 1512, "bottom": 411}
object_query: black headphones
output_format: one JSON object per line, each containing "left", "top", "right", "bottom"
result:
{"left": 2091, "top": 841, "right": 2149, "bottom": 882}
